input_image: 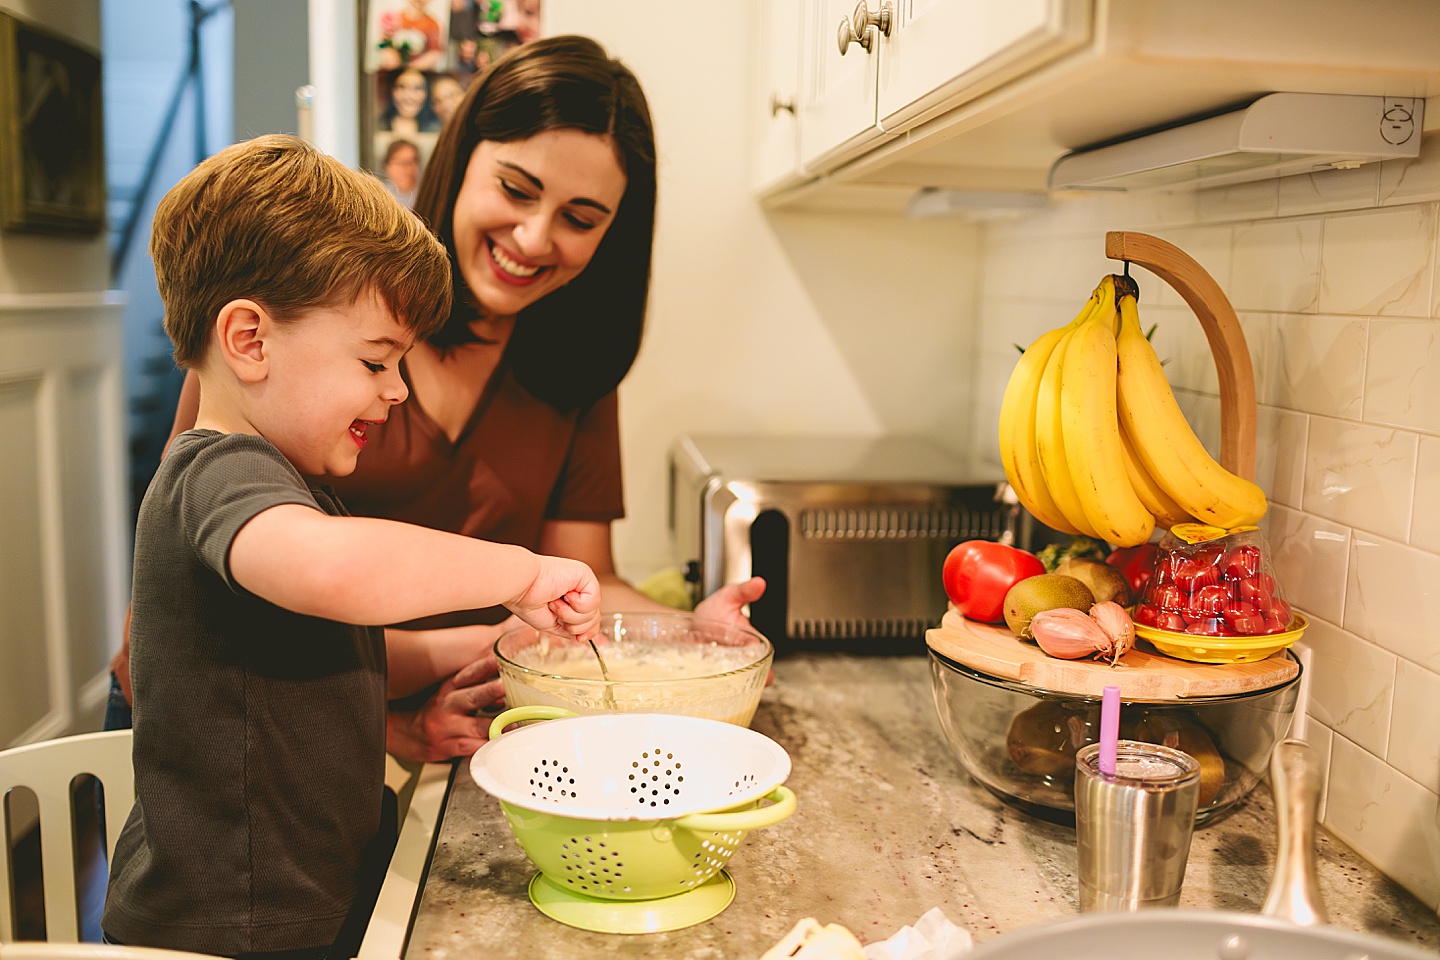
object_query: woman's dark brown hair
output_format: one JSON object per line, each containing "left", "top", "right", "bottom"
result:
{"left": 413, "top": 35, "right": 656, "bottom": 411}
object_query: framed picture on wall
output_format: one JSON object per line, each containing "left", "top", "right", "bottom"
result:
{"left": 0, "top": 12, "right": 104, "bottom": 235}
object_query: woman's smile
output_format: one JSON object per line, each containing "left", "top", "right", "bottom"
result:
{"left": 487, "top": 238, "right": 545, "bottom": 284}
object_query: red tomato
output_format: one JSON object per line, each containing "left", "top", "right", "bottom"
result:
{"left": 1133, "top": 604, "right": 1162, "bottom": 627}
{"left": 1222, "top": 599, "right": 1258, "bottom": 619}
{"left": 942, "top": 540, "right": 1045, "bottom": 623}
{"left": 1172, "top": 558, "right": 1219, "bottom": 592}
{"left": 1223, "top": 545, "right": 1262, "bottom": 581}
{"left": 1222, "top": 600, "right": 1264, "bottom": 634}
{"left": 1266, "top": 598, "right": 1292, "bottom": 627}
{"left": 1235, "top": 576, "right": 1274, "bottom": 606}
{"left": 1106, "top": 544, "right": 1162, "bottom": 593}
{"left": 1153, "top": 553, "right": 1177, "bottom": 585}
{"left": 1187, "top": 583, "right": 1233, "bottom": 616}
{"left": 1185, "top": 617, "right": 1226, "bottom": 636}
{"left": 1150, "top": 582, "right": 1186, "bottom": 612}
{"left": 1194, "top": 544, "right": 1225, "bottom": 567}
{"left": 1156, "top": 611, "right": 1187, "bottom": 632}
{"left": 1227, "top": 613, "right": 1267, "bottom": 635}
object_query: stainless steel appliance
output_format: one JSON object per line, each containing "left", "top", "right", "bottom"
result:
{"left": 668, "top": 434, "right": 1018, "bottom": 649}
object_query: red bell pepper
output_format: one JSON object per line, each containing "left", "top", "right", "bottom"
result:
{"left": 942, "top": 540, "right": 1045, "bottom": 623}
{"left": 1106, "top": 543, "right": 1161, "bottom": 594}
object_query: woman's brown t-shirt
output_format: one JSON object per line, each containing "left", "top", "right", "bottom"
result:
{"left": 324, "top": 356, "right": 625, "bottom": 627}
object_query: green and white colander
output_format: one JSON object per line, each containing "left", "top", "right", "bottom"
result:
{"left": 470, "top": 705, "right": 796, "bottom": 932}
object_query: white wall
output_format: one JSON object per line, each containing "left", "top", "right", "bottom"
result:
{"left": 544, "top": 0, "right": 985, "bottom": 582}
{"left": 971, "top": 142, "right": 1440, "bottom": 910}
{"left": 0, "top": 1, "right": 127, "bottom": 741}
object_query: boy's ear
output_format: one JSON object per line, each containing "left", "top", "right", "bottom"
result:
{"left": 214, "top": 299, "right": 273, "bottom": 383}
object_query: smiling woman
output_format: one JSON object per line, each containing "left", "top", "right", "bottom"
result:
{"left": 108, "top": 36, "right": 766, "bottom": 764}
{"left": 451, "top": 131, "right": 625, "bottom": 314}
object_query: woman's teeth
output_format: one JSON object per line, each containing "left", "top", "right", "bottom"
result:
{"left": 350, "top": 421, "right": 367, "bottom": 441}
{"left": 490, "top": 243, "right": 541, "bottom": 278}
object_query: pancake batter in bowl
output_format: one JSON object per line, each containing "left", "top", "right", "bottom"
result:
{"left": 503, "top": 639, "right": 770, "bottom": 725}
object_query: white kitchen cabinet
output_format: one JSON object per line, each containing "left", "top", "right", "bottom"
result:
{"left": 796, "top": 0, "right": 886, "bottom": 171}
{"left": 760, "top": 0, "right": 1440, "bottom": 209}
{"left": 784, "top": 0, "right": 1088, "bottom": 177}
{"left": 876, "top": 0, "right": 1088, "bottom": 131}
{"left": 751, "top": 0, "right": 804, "bottom": 193}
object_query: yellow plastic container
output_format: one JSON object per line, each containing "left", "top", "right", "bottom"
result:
{"left": 1135, "top": 613, "right": 1309, "bottom": 664}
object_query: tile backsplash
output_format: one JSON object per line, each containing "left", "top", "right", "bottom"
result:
{"left": 972, "top": 136, "right": 1440, "bottom": 909}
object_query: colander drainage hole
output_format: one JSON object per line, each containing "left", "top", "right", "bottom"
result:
{"left": 560, "top": 839, "right": 624, "bottom": 892}
{"left": 531, "top": 759, "right": 579, "bottom": 800}
{"left": 634, "top": 754, "right": 683, "bottom": 807}
{"left": 730, "top": 773, "right": 757, "bottom": 795}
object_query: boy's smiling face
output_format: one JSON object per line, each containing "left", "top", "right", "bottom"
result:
{"left": 254, "top": 290, "right": 413, "bottom": 477}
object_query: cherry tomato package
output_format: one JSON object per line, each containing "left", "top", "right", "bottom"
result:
{"left": 943, "top": 540, "right": 1045, "bottom": 624}
{"left": 1131, "top": 524, "right": 1293, "bottom": 638}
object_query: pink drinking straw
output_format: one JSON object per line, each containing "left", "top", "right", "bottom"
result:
{"left": 1099, "top": 684, "right": 1121, "bottom": 776}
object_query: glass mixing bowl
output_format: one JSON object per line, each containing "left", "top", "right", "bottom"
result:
{"left": 495, "top": 612, "right": 773, "bottom": 727}
{"left": 929, "top": 649, "right": 1300, "bottom": 825}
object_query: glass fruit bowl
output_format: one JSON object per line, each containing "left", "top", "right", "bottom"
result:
{"left": 495, "top": 612, "right": 773, "bottom": 727}
{"left": 929, "top": 648, "right": 1300, "bottom": 825}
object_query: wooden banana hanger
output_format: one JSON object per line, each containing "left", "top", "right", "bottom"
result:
{"left": 1106, "top": 231, "right": 1258, "bottom": 482}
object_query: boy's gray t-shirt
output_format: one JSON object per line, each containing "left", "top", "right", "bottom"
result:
{"left": 103, "top": 430, "right": 388, "bottom": 955}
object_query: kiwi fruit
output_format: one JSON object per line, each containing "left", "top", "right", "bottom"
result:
{"left": 1006, "top": 700, "right": 1090, "bottom": 778}
{"left": 1003, "top": 574, "right": 1095, "bottom": 637}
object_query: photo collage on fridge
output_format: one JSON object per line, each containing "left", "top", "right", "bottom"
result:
{"left": 365, "top": 0, "right": 541, "bottom": 208}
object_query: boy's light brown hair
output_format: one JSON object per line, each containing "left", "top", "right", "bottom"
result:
{"left": 152, "top": 134, "right": 451, "bottom": 368}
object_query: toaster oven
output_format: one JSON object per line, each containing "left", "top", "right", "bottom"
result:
{"left": 668, "top": 434, "right": 1022, "bottom": 651}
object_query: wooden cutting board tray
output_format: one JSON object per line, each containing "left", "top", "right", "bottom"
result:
{"left": 926, "top": 608, "right": 1298, "bottom": 700}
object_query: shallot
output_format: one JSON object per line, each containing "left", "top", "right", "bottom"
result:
{"left": 1029, "top": 602, "right": 1136, "bottom": 665}
{"left": 1089, "top": 601, "right": 1136, "bottom": 665}
{"left": 1029, "top": 608, "right": 1111, "bottom": 660}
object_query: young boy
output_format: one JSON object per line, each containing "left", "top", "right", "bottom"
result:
{"left": 101, "top": 135, "right": 601, "bottom": 958}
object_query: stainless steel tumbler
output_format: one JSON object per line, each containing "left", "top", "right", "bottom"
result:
{"left": 1074, "top": 739, "right": 1201, "bottom": 911}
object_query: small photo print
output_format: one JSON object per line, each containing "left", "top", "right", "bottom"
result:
{"left": 363, "top": 1, "right": 543, "bottom": 189}
{"left": 366, "top": 0, "right": 451, "bottom": 73}
{"left": 446, "top": 1, "right": 537, "bottom": 83}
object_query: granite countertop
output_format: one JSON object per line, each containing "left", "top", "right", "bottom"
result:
{"left": 405, "top": 654, "right": 1440, "bottom": 958}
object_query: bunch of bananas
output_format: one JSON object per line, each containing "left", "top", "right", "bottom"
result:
{"left": 998, "top": 274, "right": 1266, "bottom": 547}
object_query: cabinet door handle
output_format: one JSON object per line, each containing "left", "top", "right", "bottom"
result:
{"left": 770, "top": 94, "right": 796, "bottom": 116}
{"left": 852, "top": 0, "right": 892, "bottom": 38}
{"left": 836, "top": 16, "right": 873, "bottom": 55}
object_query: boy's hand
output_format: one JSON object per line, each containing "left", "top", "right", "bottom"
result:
{"left": 508, "top": 555, "right": 602, "bottom": 640}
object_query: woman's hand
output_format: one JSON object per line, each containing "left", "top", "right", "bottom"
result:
{"left": 386, "top": 654, "right": 507, "bottom": 762}
{"left": 695, "top": 577, "right": 775, "bottom": 687}
{"left": 693, "top": 576, "right": 766, "bottom": 624}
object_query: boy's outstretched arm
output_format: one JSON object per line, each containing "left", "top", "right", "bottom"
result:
{"left": 228, "top": 504, "right": 601, "bottom": 638}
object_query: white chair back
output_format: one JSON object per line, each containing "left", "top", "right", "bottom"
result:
{"left": 0, "top": 731, "right": 134, "bottom": 942}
